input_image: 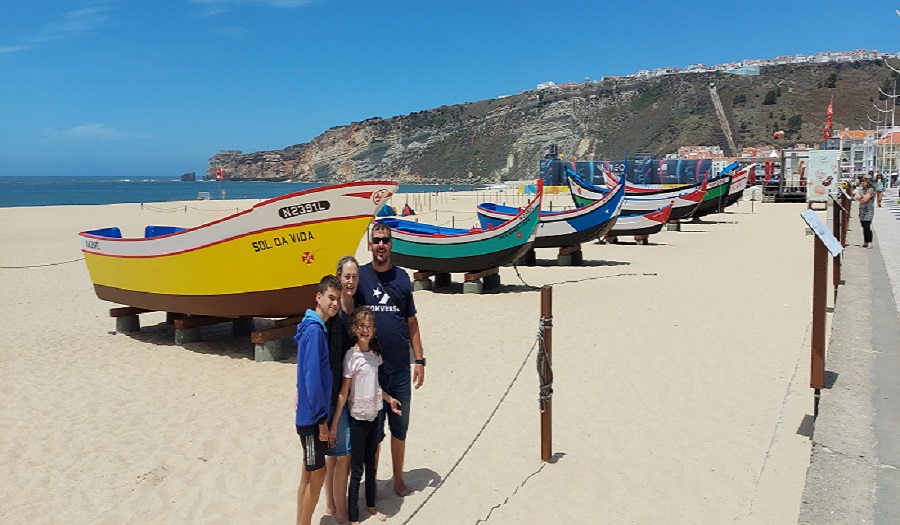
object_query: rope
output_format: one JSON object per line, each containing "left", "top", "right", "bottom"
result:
{"left": 0, "top": 257, "right": 84, "bottom": 269}
{"left": 400, "top": 318, "right": 547, "bottom": 524}
{"left": 537, "top": 316, "right": 553, "bottom": 413}
{"left": 511, "top": 261, "right": 657, "bottom": 288}
{"left": 140, "top": 203, "right": 242, "bottom": 213}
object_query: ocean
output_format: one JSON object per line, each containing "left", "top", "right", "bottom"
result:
{"left": 0, "top": 176, "right": 485, "bottom": 208}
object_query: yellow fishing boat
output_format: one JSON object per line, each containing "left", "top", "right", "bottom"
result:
{"left": 78, "top": 181, "right": 398, "bottom": 318}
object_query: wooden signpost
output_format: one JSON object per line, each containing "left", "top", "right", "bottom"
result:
{"left": 800, "top": 210, "right": 843, "bottom": 416}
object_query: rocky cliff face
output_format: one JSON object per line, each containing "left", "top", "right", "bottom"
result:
{"left": 208, "top": 60, "right": 898, "bottom": 184}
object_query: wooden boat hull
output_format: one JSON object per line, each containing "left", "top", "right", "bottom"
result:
{"left": 476, "top": 177, "right": 625, "bottom": 248}
{"left": 725, "top": 164, "right": 754, "bottom": 208}
{"left": 568, "top": 172, "right": 705, "bottom": 221}
{"left": 607, "top": 205, "right": 673, "bottom": 237}
{"left": 691, "top": 175, "right": 732, "bottom": 218}
{"left": 78, "top": 181, "right": 399, "bottom": 317}
{"left": 379, "top": 182, "right": 543, "bottom": 273}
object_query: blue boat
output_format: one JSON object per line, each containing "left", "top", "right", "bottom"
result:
{"left": 476, "top": 176, "right": 625, "bottom": 249}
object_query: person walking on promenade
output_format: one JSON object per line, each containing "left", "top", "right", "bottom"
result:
{"left": 323, "top": 256, "right": 360, "bottom": 523}
{"left": 856, "top": 177, "right": 876, "bottom": 249}
{"left": 355, "top": 222, "right": 425, "bottom": 497}
{"left": 295, "top": 275, "right": 341, "bottom": 525}
{"left": 875, "top": 172, "right": 885, "bottom": 207}
{"left": 333, "top": 307, "right": 403, "bottom": 524}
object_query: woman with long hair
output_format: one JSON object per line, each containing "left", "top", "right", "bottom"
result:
{"left": 323, "top": 255, "right": 359, "bottom": 523}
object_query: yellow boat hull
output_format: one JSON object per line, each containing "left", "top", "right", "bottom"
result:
{"left": 79, "top": 181, "right": 398, "bottom": 317}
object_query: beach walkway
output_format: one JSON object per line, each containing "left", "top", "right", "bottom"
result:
{"left": 798, "top": 187, "right": 900, "bottom": 524}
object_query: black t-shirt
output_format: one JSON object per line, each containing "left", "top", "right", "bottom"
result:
{"left": 325, "top": 307, "right": 355, "bottom": 408}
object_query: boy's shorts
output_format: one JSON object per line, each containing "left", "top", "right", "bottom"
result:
{"left": 296, "top": 424, "right": 326, "bottom": 471}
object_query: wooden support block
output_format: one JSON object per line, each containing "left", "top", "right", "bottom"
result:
{"left": 173, "top": 316, "right": 232, "bottom": 330}
{"left": 666, "top": 221, "right": 681, "bottom": 231}
{"left": 109, "top": 307, "right": 153, "bottom": 317}
{"left": 251, "top": 323, "right": 300, "bottom": 344}
{"left": 464, "top": 267, "right": 498, "bottom": 282}
{"left": 166, "top": 312, "right": 186, "bottom": 325}
{"left": 413, "top": 271, "right": 441, "bottom": 280}
{"left": 557, "top": 245, "right": 582, "bottom": 266}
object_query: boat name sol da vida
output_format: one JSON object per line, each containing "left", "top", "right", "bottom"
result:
{"left": 251, "top": 229, "right": 315, "bottom": 253}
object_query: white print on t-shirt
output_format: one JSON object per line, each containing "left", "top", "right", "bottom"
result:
{"left": 368, "top": 286, "right": 399, "bottom": 313}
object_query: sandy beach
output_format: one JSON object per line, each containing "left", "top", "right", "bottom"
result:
{"left": 0, "top": 192, "right": 822, "bottom": 524}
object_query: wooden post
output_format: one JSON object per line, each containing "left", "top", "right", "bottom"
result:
{"left": 811, "top": 238, "right": 827, "bottom": 391}
{"left": 540, "top": 285, "right": 553, "bottom": 462}
{"left": 832, "top": 201, "right": 841, "bottom": 290}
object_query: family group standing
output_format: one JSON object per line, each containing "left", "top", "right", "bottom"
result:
{"left": 294, "top": 222, "right": 426, "bottom": 525}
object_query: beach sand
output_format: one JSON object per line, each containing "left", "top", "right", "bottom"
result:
{"left": 0, "top": 194, "right": 823, "bottom": 524}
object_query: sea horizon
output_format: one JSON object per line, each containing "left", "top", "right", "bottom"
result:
{"left": 0, "top": 175, "right": 487, "bottom": 208}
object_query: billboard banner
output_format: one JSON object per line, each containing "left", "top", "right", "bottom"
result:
{"left": 806, "top": 150, "right": 840, "bottom": 202}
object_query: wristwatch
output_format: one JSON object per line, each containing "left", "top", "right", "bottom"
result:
{"left": 415, "top": 358, "right": 426, "bottom": 366}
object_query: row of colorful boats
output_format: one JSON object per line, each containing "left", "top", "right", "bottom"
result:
{"left": 77, "top": 163, "right": 754, "bottom": 318}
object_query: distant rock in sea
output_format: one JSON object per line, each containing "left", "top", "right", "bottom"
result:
{"left": 180, "top": 172, "right": 196, "bottom": 181}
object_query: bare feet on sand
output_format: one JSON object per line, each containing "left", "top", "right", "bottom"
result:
{"left": 392, "top": 482, "right": 410, "bottom": 497}
{"left": 324, "top": 504, "right": 348, "bottom": 523}
{"left": 368, "top": 507, "right": 388, "bottom": 522}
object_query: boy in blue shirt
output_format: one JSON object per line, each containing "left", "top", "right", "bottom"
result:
{"left": 295, "top": 274, "right": 341, "bottom": 525}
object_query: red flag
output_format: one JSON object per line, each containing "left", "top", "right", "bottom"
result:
{"left": 823, "top": 98, "right": 833, "bottom": 139}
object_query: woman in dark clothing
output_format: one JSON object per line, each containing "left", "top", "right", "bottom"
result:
{"left": 322, "top": 255, "right": 359, "bottom": 523}
{"left": 857, "top": 178, "right": 876, "bottom": 249}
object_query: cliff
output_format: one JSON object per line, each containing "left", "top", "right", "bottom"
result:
{"left": 208, "top": 60, "right": 899, "bottom": 184}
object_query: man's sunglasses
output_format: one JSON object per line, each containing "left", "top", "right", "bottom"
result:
{"left": 372, "top": 236, "right": 392, "bottom": 245}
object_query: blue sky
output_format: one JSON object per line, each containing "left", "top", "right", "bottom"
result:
{"left": 1, "top": 0, "right": 898, "bottom": 177}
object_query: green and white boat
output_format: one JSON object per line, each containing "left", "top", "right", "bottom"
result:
{"left": 376, "top": 181, "right": 543, "bottom": 273}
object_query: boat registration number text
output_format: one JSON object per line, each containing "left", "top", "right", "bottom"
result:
{"left": 279, "top": 200, "right": 330, "bottom": 219}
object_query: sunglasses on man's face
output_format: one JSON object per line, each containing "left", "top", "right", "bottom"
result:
{"left": 371, "top": 237, "right": 392, "bottom": 245}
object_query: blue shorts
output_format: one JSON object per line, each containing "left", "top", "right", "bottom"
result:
{"left": 378, "top": 367, "right": 412, "bottom": 442}
{"left": 326, "top": 404, "right": 351, "bottom": 457}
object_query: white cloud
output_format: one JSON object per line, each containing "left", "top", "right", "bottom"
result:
{"left": 0, "top": 45, "right": 32, "bottom": 55}
{"left": 58, "top": 123, "right": 132, "bottom": 141}
{"left": 192, "top": 0, "right": 315, "bottom": 16}
{"left": 27, "top": 6, "right": 109, "bottom": 44}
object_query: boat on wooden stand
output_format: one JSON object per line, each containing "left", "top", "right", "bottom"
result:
{"left": 475, "top": 175, "right": 625, "bottom": 250}
{"left": 376, "top": 180, "right": 543, "bottom": 277}
{"left": 78, "top": 181, "right": 399, "bottom": 318}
